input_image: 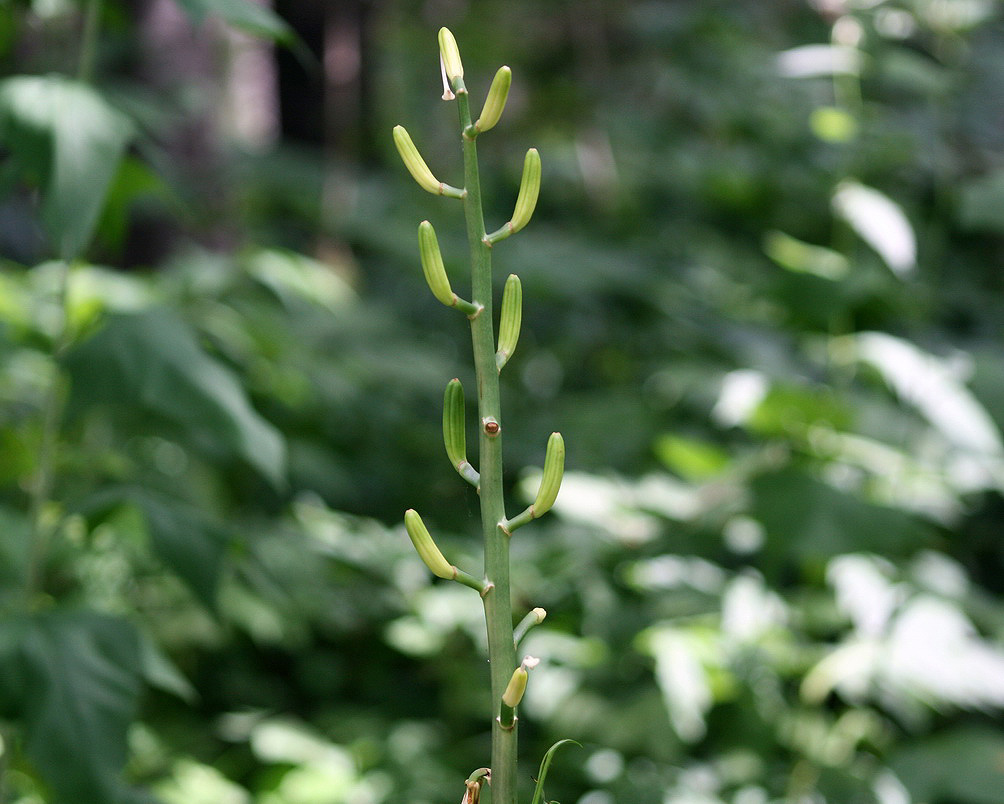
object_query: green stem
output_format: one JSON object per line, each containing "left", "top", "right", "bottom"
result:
{"left": 455, "top": 83, "right": 518, "bottom": 804}
{"left": 78, "top": 0, "right": 103, "bottom": 82}
{"left": 25, "top": 261, "right": 74, "bottom": 603}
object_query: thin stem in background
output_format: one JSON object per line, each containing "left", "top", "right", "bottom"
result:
{"left": 24, "top": 262, "right": 74, "bottom": 603}
{"left": 78, "top": 0, "right": 103, "bottom": 82}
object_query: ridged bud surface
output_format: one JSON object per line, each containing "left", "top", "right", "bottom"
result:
{"left": 404, "top": 509, "right": 453, "bottom": 580}
{"left": 438, "top": 27, "right": 464, "bottom": 83}
{"left": 510, "top": 148, "right": 541, "bottom": 233}
{"left": 443, "top": 378, "right": 466, "bottom": 469}
{"left": 533, "top": 432, "right": 564, "bottom": 516}
{"left": 418, "top": 221, "right": 455, "bottom": 306}
{"left": 393, "top": 126, "right": 442, "bottom": 195}
{"left": 476, "top": 66, "right": 511, "bottom": 133}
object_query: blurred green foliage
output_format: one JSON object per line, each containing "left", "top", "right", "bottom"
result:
{"left": 1, "top": 1, "right": 1004, "bottom": 803}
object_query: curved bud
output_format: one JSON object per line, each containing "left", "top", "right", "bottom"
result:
{"left": 418, "top": 221, "right": 455, "bottom": 306}
{"left": 502, "top": 666, "right": 528, "bottom": 709}
{"left": 510, "top": 148, "right": 541, "bottom": 233}
{"left": 404, "top": 509, "right": 453, "bottom": 580}
{"left": 443, "top": 378, "right": 466, "bottom": 469}
{"left": 393, "top": 125, "right": 442, "bottom": 195}
{"left": 496, "top": 274, "right": 522, "bottom": 370}
{"left": 533, "top": 432, "right": 564, "bottom": 517}
{"left": 475, "top": 66, "right": 511, "bottom": 133}
{"left": 438, "top": 27, "right": 464, "bottom": 84}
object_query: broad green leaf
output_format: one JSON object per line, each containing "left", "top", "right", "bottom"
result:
{"left": 0, "top": 610, "right": 142, "bottom": 804}
{"left": 0, "top": 75, "right": 133, "bottom": 259}
{"left": 751, "top": 468, "right": 933, "bottom": 570}
{"left": 80, "top": 486, "right": 228, "bottom": 609}
{"left": 134, "top": 490, "right": 229, "bottom": 609}
{"left": 65, "top": 309, "right": 287, "bottom": 487}
{"left": 172, "top": 0, "right": 295, "bottom": 43}
{"left": 891, "top": 727, "right": 1004, "bottom": 804}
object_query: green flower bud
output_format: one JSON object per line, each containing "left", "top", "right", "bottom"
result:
{"left": 510, "top": 148, "right": 541, "bottom": 233}
{"left": 438, "top": 27, "right": 464, "bottom": 84}
{"left": 393, "top": 125, "right": 443, "bottom": 195}
{"left": 501, "top": 656, "right": 539, "bottom": 712}
{"left": 443, "top": 378, "right": 466, "bottom": 470}
{"left": 418, "top": 220, "right": 455, "bottom": 306}
{"left": 475, "top": 66, "right": 511, "bottom": 133}
{"left": 502, "top": 666, "right": 528, "bottom": 709}
{"left": 404, "top": 509, "right": 454, "bottom": 580}
{"left": 533, "top": 432, "right": 564, "bottom": 517}
{"left": 496, "top": 273, "right": 522, "bottom": 370}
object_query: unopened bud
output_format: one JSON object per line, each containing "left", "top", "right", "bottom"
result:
{"left": 438, "top": 27, "right": 464, "bottom": 85}
{"left": 443, "top": 378, "right": 467, "bottom": 470}
{"left": 393, "top": 126, "right": 442, "bottom": 195}
{"left": 404, "top": 509, "right": 454, "bottom": 580}
{"left": 533, "top": 432, "right": 564, "bottom": 517}
{"left": 502, "top": 655, "right": 540, "bottom": 708}
{"left": 418, "top": 221, "right": 455, "bottom": 306}
{"left": 495, "top": 273, "right": 522, "bottom": 370}
{"left": 475, "top": 66, "right": 511, "bottom": 133}
{"left": 510, "top": 148, "right": 541, "bottom": 233}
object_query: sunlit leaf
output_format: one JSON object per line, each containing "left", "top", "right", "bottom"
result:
{"left": 776, "top": 44, "right": 861, "bottom": 77}
{"left": 832, "top": 181, "right": 916, "bottom": 276}
{"left": 0, "top": 75, "right": 133, "bottom": 260}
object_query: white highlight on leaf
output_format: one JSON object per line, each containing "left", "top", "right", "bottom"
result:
{"left": 712, "top": 369, "right": 768, "bottom": 427}
{"left": 833, "top": 181, "right": 916, "bottom": 276}
{"left": 855, "top": 331, "right": 1003, "bottom": 457}
{"left": 776, "top": 44, "right": 861, "bottom": 77}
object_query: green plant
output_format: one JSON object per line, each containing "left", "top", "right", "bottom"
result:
{"left": 394, "top": 27, "right": 568, "bottom": 804}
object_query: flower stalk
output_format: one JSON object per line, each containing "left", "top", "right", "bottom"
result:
{"left": 395, "top": 28, "right": 565, "bottom": 804}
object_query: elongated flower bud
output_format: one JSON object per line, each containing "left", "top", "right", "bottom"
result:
{"left": 438, "top": 27, "right": 464, "bottom": 84}
{"left": 443, "top": 378, "right": 466, "bottom": 469}
{"left": 404, "top": 509, "right": 453, "bottom": 580}
{"left": 496, "top": 273, "right": 522, "bottom": 370}
{"left": 393, "top": 125, "right": 443, "bottom": 195}
{"left": 533, "top": 432, "right": 564, "bottom": 516}
{"left": 502, "top": 655, "right": 539, "bottom": 709}
{"left": 475, "top": 66, "right": 511, "bottom": 133}
{"left": 502, "top": 666, "right": 528, "bottom": 709}
{"left": 418, "top": 221, "right": 455, "bottom": 306}
{"left": 510, "top": 148, "right": 541, "bottom": 233}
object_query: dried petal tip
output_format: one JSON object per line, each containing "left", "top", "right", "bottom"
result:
{"left": 404, "top": 509, "right": 454, "bottom": 580}
{"left": 393, "top": 125, "right": 442, "bottom": 195}
{"left": 510, "top": 148, "right": 541, "bottom": 233}
{"left": 438, "top": 27, "right": 464, "bottom": 84}
{"left": 476, "top": 65, "right": 512, "bottom": 133}
{"left": 533, "top": 432, "right": 564, "bottom": 517}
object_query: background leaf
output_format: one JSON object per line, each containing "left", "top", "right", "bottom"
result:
{"left": 0, "top": 75, "right": 133, "bottom": 259}
{"left": 0, "top": 611, "right": 142, "bottom": 804}
{"left": 65, "top": 309, "right": 287, "bottom": 488}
